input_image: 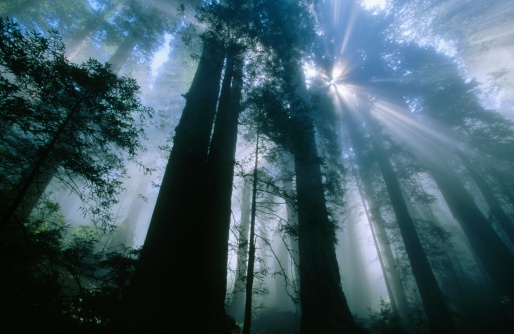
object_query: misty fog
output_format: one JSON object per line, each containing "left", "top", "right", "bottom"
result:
{"left": 1, "top": 0, "right": 514, "bottom": 333}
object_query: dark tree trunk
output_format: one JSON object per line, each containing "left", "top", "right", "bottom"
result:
{"left": 345, "top": 119, "right": 411, "bottom": 320}
{"left": 352, "top": 161, "right": 401, "bottom": 317}
{"left": 457, "top": 151, "right": 514, "bottom": 246}
{"left": 491, "top": 168, "right": 514, "bottom": 209}
{"left": 352, "top": 109, "right": 454, "bottom": 333}
{"left": 425, "top": 153, "right": 514, "bottom": 301}
{"left": 203, "top": 52, "right": 244, "bottom": 318}
{"left": 364, "top": 185, "right": 411, "bottom": 320}
{"left": 294, "top": 141, "right": 357, "bottom": 333}
{"left": 17, "top": 165, "right": 56, "bottom": 218}
{"left": 0, "top": 107, "right": 77, "bottom": 232}
{"left": 281, "top": 160, "right": 301, "bottom": 282}
{"left": 117, "top": 38, "right": 225, "bottom": 332}
{"left": 285, "top": 65, "right": 358, "bottom": 334}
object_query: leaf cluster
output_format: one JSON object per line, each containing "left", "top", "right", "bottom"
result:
{"left": 0, "top": 198, "right": 140, "bottom": 331}
{"left": 0, "top": 18, "right": 153, "bottom": 227}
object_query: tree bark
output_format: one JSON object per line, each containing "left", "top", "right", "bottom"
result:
{"left": 353, "top": 108, "right": 454, "bottom": 333}
{"left": 285, "top": 64, "right": 359, "bottom": 333}
{"left": 352, "top": 161, "right": 401, "bottom": 317}
{"left": 457, "top": 150, "right": 514, "bottom": 246}
{"left": 425, "top": 153, "right": 514, "bottom": 301}
{"left": 203, "top": 52, "right": 244, "bottom": 318}
{"left": 345, "top": 117, "right": 411, "bottom": 320}
{"left": 118, "top": 37, "right": 225, "bottom": 332}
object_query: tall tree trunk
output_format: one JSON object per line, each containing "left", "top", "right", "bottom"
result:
{"left": 457, "top": 150, "right": 514, "bottom": 246}
{"left": 273, "top": 229, "right": 294, "bottom": 311}
{"left": 352, "top": 161, "right": 401, "bottom": 317}
{"left": 361, "top": 168, "right": 411, "bottom": 320}
{"left": 339, "top": 96, "right": 411, "bottom": 320}
{"left": 118, "top": 37, "right": 225, "bottom": 332}
{"left": 229, "top": 178, "right": 251, "bottom": 321}
{"left": 66, "top": 2, "right": 121, "bottom": 60}
{"left": 344, "top": 208, "right": 372, "bottom": 315}
{"left": 285, "top": 64, "right": 359, "bottom": 334}
{"left": 242, "top": 126, "right": 260, "bottom": 334}
{"left": 108, "top": 32, "right": 139, "bottom": 74}
{"left": 352, "top": 108, "right": 454, "bottom": 333}
{"left": 425, "top": 152, "right": 514, "bottom": 301}
{"left": 0, "top": 106, "right": 78, "bottom": 232}
{"left": 281, "top": 159, "right": 300, "bottom": 282}
{"left": 203, "top": 52, "right": 244, "bottom": 319}
{"left": 490, "top": 168, "right": 514, "bottom": 209}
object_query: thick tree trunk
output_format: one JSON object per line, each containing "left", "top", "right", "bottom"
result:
{"left": 285, "top": 65, "right": 358, "bottom": 334}
{"left": 118, "top": 38, "right": 225, "bottom": 332}
{"left": 425, "top": 153, "right": 514, "bottom": 301}
{"left": 354, "top": 109, "right": 454, "bottom": 333}
{"left": 364, "top": 183, "right": 411, "bottom": 320}
{"left": 17, "top": 165, "right": 56, "bottom": 218}
{"left": 352, "top": 162, "right": 400, "bottom": 317}
{"left": 457, "top": 151, "right": 514, "bottom": 246}
{"left": 345, "top": 119, "right": 411, "bottom": 320}
{"left": 491, "top": 168, "right": 514, "bottom": 209}
{"left": 282, "top": 163, "right": 301, "bottom": 282}
{"left": 203, "top": 52, "right": 244, "bottom": 318}
{"left": 294, "top": 142, "right": 357, "bottom": 333}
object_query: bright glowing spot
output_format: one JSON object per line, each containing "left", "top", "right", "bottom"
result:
{"left": 303, "top": 63, "right": 318, "bottom": 79}
{"left": 303, "top": 60, "right": 322, "bottom": 88}
{"left": 88, "top": 0, "right": 101, "bottom": 11}
{"left": 434, "top": 38, "right": 457, "bottom": 58}
{"left": 150, "top": 33, "right": 172, "bottom": 78}
{"left": 331, "top": 63, "right": 345, "bottom": 81}
{"left": 361, "top": 0, "right": 386, "bottom": 10}
{"left": 326, "top": 62, "right": 351, "bottom": 91}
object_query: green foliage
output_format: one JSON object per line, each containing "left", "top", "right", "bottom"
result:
{"left": 0, "top": 197, "right": 140, "bottom": 331}
{"left": 0, "top": 17, "right": 153, "bottom": 228}
{"left": 356, "top": 299, "right": 406, "bottom": 334}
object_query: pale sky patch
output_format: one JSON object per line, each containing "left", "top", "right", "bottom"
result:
{"left": 361, "top": 0, "right": 387, "bottom": 11}
{"left": 150, "top": 33, "right": 172, "bottom": 79}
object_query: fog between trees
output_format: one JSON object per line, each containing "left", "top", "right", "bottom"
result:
{"left": 1, "top": 0, "right": 514, "bottom": 333}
